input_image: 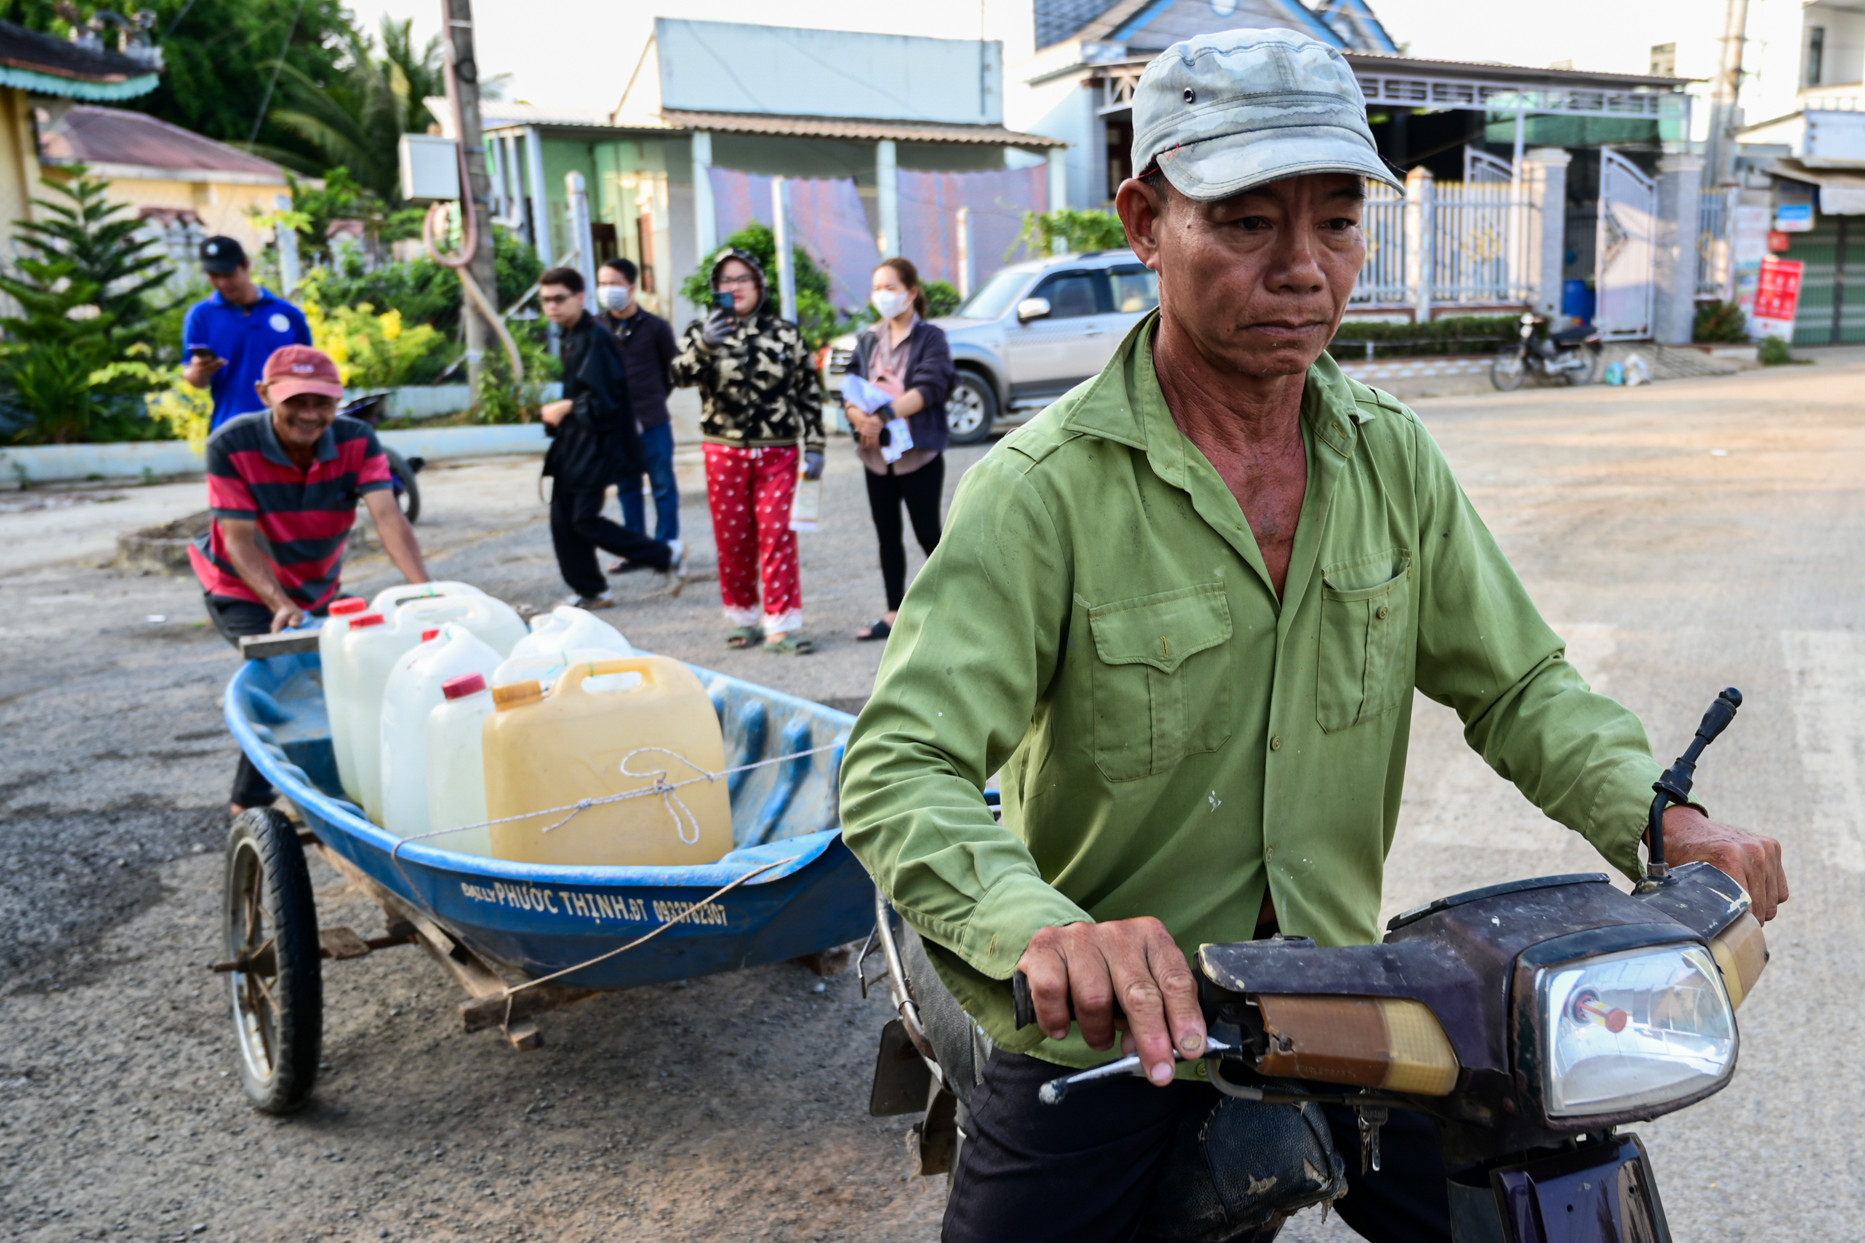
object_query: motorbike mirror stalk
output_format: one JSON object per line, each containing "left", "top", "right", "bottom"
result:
{"left": 1643, "top": 687, "right": 1742, "bottom": 886}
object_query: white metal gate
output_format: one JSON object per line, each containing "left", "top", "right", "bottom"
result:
{"left": 1596, "top": 149, "right": 1656, "bottom": 340}
{"left": 1353, "top": 186, "right": 1409, "bottom": 304}
{"left": 1463, "top": 147, "right": 1513, "bottom": 184}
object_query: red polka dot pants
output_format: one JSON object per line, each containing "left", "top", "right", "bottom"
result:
{"left": 703, "top": 443, "right": 803, "bottom": 634}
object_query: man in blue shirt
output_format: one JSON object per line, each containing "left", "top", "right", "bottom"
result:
{"left": 180, "top": 236, "right": 313, "bottom": 430}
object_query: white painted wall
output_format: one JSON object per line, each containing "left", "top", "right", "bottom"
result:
{"left": 655, "top": 18, "right": 1004, "bottom": 125}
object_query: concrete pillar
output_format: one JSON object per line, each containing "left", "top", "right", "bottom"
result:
{"left": 876, "top": 139, "right": 899, "bottom": 256}
{"left": 1522, "top": 147, "right": 1572, "bottom": 318}
{"left": 1404, "top": 166, "right": 1434, "bottom": 322}
{"left": 565, "top": 171, "right": 597, "bottom": 303}
{"left": 1046, "top": 146, "right": 1067, "bottom": 216}
{"left": 692, "top": 131, "right": 717, "bottom": 259}
{"left": 955, "top": 206, "right": 973, "bottom": 297}
{"left": 1653, "top": 152, "right": 1706, "bottom": 344}
{"left": 272, "top": 193, "right": 301, "bottom": 298}
{"left": 772, "top": 177, "right": 797, "bottom": 322}
{"left": 525, "top": 127, "right": 552, "bottom": 267}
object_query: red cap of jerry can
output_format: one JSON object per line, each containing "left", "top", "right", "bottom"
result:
{"left": 443, "top": 673, "right": 487, "bottom": 699}
{"left": 329, "top": 597, "right": 368, "bottom": 615}
{"left": 349, "top": 613, "right": 385, "bottom": 629}
{"left": 423, "top": 628, "right": 441, "bottom": 641}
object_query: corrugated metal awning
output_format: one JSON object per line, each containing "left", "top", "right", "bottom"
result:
{"left": 657, "top": 108, "right": 1066, "bottom": 149}
{"left": 1768, "top": 158, "right": 1865, "bottom": 215}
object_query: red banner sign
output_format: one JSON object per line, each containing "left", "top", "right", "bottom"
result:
{"left": 1753, "top": 257, "right": 1804, "bottom": 331}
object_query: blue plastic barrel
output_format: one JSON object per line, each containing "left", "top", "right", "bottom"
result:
{"left": 1562, "top": 279, "right": 1595, "bottom": 323}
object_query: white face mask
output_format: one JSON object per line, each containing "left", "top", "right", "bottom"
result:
{"left": 871, "top": 289, "right": 912, "bottom": 320}
{"left": 596, "top": 284, "right": 633, "bottom": 313}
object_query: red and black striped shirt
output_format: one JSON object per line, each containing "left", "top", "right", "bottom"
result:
{"left": 189, "top": 411, "right": 392, "bottom": 611}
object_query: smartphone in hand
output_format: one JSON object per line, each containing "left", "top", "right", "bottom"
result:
{"left": 712, "top": 291, "right": 736, "bottom": 313}
{"left": 188, "top": 347, "right": 219, "bottom": 364}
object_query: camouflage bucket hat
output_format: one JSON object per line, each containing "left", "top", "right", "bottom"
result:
{"left": 1132, "top": 28, "right": 1403, "bottom": 201}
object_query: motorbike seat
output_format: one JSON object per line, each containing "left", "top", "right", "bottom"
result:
{"left": 1550, "top": 324, "right": 1596, "bottom": 344}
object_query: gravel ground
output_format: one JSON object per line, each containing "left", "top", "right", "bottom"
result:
{"left": 5, "top": 356, "right": 1865, "bottom": 1240}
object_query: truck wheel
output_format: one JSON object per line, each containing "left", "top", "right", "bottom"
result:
{"left": 223, "top": 807, "right": 322, "bottom": 1114}
{"left": 946, "top": 371, "right": 997, "bottom": 445}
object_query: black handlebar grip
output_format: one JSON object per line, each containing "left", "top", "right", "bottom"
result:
{"left": 1013, "top": 970, "right": 1037, "bottom": 1030}
{"left": 1696, "top": 687, "right": 1743, "bottom": 745}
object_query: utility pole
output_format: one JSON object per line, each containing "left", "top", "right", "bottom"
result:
{"left": 1705, "top": 0, "right": 1751, "bottom": 188}
{"left": 442, "top": 0, "right": 500, "bottom": 392}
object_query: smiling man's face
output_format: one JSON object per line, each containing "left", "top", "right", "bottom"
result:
{"left": 263, "top": 390, "right": 339, "bottom": 451}
{"left": 1125, "top": 171, "right": 1366, "bottom": 381}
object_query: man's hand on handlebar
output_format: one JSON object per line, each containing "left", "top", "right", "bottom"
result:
{"left": 1660, "top": 805, "right": 1789, "bottom": 922}
{"left": 1016, "top": 917, "right": 1206, "bottom": 1087}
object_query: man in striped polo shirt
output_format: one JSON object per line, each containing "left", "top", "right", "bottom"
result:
{"left": 190, "top": 344, "right": 429, "bottom": 812}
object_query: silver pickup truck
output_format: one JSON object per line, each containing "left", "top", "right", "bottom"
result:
{"left": 823, "top": 249, "right": 1160, "bottom": 444}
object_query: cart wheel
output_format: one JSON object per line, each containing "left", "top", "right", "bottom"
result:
{"left": 385, "top": 447, "right": 422, "bottom": 525}
{"left": 223, "top": 808, "right": 322, "bottom": 1114}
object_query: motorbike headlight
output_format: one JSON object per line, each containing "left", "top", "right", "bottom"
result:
{"left": 1535, "top": 943, "right": 1737, "bottom": 1118}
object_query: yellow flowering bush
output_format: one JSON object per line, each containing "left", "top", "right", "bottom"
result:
{"left": 303, "top": 296, "right": 448, "bottom": 390}
{"left": 90, "top": 356, "right": 215, "bottom": 453}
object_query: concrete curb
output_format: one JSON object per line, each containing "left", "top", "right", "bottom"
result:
{"left": 2, "top": 423, "right": 547, "bottom": 485}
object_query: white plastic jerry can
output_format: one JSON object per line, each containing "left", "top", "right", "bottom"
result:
{"left": 368, "top": 579, "right": 486, "bottom": 620}
{"left": 425, "top": 672, "right": 495, "bottom": 856}
{"left": 512, "top": 606, "right": 632, "bottom": 661}
{"left": 318, "top": 596, "right": 371, "bottom": 796}
{"left": 379, "top": 623, "right": 503, "bottom": 839}
{"left": 337, "top": 611, "right": 423, "bottom": 819}
{"left": 392, "top": 591, "right": 529, "bottom": 658}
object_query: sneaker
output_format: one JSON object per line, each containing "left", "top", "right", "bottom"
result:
{"left": 659, "top": 539, "right": 687, "bottom": 596}
{"left": 562, "top": 591, "right": 616, "bottom": 610}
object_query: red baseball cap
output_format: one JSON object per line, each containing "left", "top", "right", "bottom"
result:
{"left": 262, "top": 345, "right": 344, "bottom": 402}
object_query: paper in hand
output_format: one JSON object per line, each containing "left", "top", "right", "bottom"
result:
{"left": 840, "top": 373, "right": 892, "bottom": 414}
{"left": 881, "top": 417, "right": 914, "bottom": 464}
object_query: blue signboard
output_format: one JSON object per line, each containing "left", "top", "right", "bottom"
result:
{"left": 1775, "top": 203, "right": 1815, "bottom": 232}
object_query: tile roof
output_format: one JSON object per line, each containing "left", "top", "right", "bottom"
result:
{"left": 37, "top": 105, "right": 286, "bottom": 179}
{"left": 0, "top": 18, "right": 155, "bottom": 83}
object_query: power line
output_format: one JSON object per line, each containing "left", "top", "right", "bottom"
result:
{"left": 248, "top": 0, "right": 308, "bottom": 145}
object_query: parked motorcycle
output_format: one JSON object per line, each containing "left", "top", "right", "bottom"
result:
{"left": 1490, "top": 312, "right": 1604, "bottom": 391}
{"left": 868, "top": 691, "right": 1768, "bottom": 1242}
{"left": 339, "top": 392, "right": 423, "bottom": 523}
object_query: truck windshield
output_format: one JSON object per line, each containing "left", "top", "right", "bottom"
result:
{"left": 956, "top": 268, "right": 1033, "bottom": 321}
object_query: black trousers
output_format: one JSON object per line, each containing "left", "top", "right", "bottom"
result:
{"left": 944, "top": 1050, "right": 1454, "bottom": 1243}
{"left": 865, "top": 455, "right": 944, "bottom": 612}
{"left": 203, "top": 593, "right": 328, "bottom": 808}
{"left": 550, "top": 485, "right": 670, "bottom": 598}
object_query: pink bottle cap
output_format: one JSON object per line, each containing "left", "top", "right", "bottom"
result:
{"left": 329, "top": 597, "right": 368, "bottom": 615}
{"left": 443, "top": 673, "right": 487, "bottom": 699}
{"left": 349, "top": 613, "right": 385, "bottom": 629}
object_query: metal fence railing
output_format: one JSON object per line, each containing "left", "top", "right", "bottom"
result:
{"left": 1697, "top": 188, "right": 1731, "bottom": 299}
{"left": 1353, "top": 188, "right": 1410, "bottom": 304}
{"left": 1433, "top": 181, "right": 1535, "bottom": 304}
{"left": 1353, "top": 181, "right": 1536, "bottom": 307}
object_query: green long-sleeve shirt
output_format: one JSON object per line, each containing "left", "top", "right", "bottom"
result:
{"left": 838, "top": 314, "right": 1663, "bottom": 1071}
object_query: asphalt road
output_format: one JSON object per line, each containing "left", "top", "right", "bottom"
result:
{"left": 4, "top": 355, "right": 1864, "bottom": 1241}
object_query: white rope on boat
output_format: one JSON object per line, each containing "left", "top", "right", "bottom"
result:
{"left": 376, "top": 740, "right": 842, "bottom": 1028}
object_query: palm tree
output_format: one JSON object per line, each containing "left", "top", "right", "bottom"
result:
{"left": 265, "top": 17, "right": 447, "bottom": 204}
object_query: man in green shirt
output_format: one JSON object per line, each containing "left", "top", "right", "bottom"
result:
{"left": 839, "top": 26, "right": 1789, "bottom": 1243}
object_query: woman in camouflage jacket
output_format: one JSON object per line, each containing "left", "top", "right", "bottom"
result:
{"left": 670, "top": 248, "right": 825, "bottom": 653}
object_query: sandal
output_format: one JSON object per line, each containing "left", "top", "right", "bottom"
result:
{"left": 763, "top": 635, "right": 815, "bottom": 655}
{"left": 725, "top": 626, "right": 762, "bottom": 649}
{"left": 855, "top": 619, "right": 892, "bottom": 642}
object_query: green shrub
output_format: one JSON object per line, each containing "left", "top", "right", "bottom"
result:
{"left": 1693, "top": 300, "right": 1749, "bottom": 344}
{"left": 1759, "top": 335, "right": 1793, "bottom": 365}
{"left": 1326, "top": 316, "right": 1522, "bottom": 361}
{"left": 1013, "top": 207, "right": 1127, "bottom": 259}
{"left": 924, "top": 281, "right": 962, "bottom": 319}
{"left": 474, "top": 319, "right": 559, "bottom": 425}
{"left": 0, "top": 168, "right": 178, "bottom": 443}
{"left": 305, "top": 226, "right": 543, "bottom": 341}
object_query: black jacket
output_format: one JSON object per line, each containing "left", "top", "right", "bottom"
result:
{"left": 847, "top": 318, "right": 955, "bottom": 456}
{"left": 543, "top": 312, "right": 641, "bottom": 492}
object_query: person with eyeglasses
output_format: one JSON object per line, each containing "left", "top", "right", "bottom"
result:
{"left": 536, "top": 266, "right": 685, "bottom": 608}
{"left": 669, "top": 248, "right": 824, "bottom": 655}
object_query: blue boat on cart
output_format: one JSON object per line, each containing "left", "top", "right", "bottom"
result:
{"left": 214, "top": 636, "right": 874, "bottom": 1114}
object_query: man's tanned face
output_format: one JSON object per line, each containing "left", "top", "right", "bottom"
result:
{"left": 1116, "top": 171, "right": 1366, "bottom": 380}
